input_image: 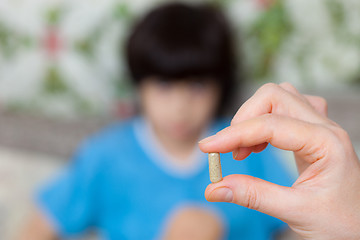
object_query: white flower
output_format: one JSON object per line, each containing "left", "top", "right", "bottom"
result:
{"left": 285, "top": 0, "right": 333, "bottom": 37}
{"left": 226, "top": 0, "right": 262, "bottom": 30}
{"left": 0, "top": 0, "right": 126, "bottom": 117}
{"left": 0, "top": 49, "right": 47, "bottom": 103}
{"left": 343, "top": 0, "right": 360, "bottom": 38}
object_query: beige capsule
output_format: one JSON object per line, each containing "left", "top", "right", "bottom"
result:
{"left": 208, "top": 152, "right": 222, "bottom": 183}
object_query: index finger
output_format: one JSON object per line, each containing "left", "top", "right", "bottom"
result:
{"left": 199, "top": 114, "right": 330, "bottom": 165}
{"left": 231, "top": 83, "right": 329, "bottom": 126}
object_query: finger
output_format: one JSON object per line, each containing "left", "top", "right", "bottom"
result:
{"left": 199, "top": 114, "right": 329, "bottom": 165}
{"left": 278, "top": 84, "right": 329, "bottom": 172}
{"left": 304, "top": 95, "right": 328, "bottom": 117}
{"left": 233, "top": 147, "right": 252, "bottom": 160}
{"left": 205, "top": 174, "right": 301, "bottom": 222}
{"left": 279, "top": 83, "right": 328, "bottom": 117}
{"left": 232, "top": 143, "right": 268, "bottom": 160}
{"left": 279, "top": 82, "right": 305, "bottom": 100}
{"left": 252, "top": 143, "right": 268, "bottom": 153}
{"left": 231, "top": 83, "right": 328, "bottom": 126}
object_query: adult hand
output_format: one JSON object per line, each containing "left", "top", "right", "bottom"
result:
{"left": 199, "top": 83, "right": 360, "bottom": 239}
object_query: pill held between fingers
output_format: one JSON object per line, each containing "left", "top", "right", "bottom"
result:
{"left": 208, "top": 152, "right": 222, "bottom": 183}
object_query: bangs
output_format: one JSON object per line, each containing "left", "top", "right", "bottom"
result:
{"left": 125, "top": 2, "right": 239, "bottom": 116}
{"left": 126, "top": 2, "right": 233, "bottom": 82}
{"left": 133, "top": 41, "right": 226, "bottom": 81}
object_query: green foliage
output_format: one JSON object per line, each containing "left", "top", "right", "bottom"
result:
{"left": 208, "top": 0, "right": 232, "bottom": 8}
{"left": 115, "top": 75, "right": 133, "bottom": 98}
{"left": 326, "top": 0, "right": 345, "bottom": 28}
{"left": 74, "top": 39, "right": 95, "bottom": 58}
{"left": 46, "top": 7, "right": 62, "bottom": 25}
{"left": 0, "top": 23, "right": 34, "bottom": 57}
{"left": 1, "top": 0, "right": 360, "bottom": 118}
{"left": 0, "top": 23, "right": 13, "bottom": 56}
{"left": 113, "top": 2, "right": 132, "bottom": 20}
{"left": 249, "top": 0, "right": 292, "bottom": 80}
{"left": 43, "top": 66, "right": 68, "bottom": 94}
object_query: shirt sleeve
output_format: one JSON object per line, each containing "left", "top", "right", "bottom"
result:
{"left": 36, "top": 140, "right": 103, "bottom": 237}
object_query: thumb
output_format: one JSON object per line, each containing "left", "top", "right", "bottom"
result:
{"left": 205, "top": 174, "right": 299, "bottom": 221}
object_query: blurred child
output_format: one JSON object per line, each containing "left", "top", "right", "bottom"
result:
{"left": 18, "top": 2, "right": 293, "bottom": 240}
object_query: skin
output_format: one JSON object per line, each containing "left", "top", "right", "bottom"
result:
{"left": 162, "top": 206, "right": 224, "bottom": 240}
{"left": 140, "top": 77, "right": 220, "bottom": 161}
{"left": 16, "top": 208, "right": 58, "bottom": 240}
{"left": 199, "top": 82, "right": 360, "bottom": 240}
{"left": 17, "top": 77, "right": 222, "bottom": 240}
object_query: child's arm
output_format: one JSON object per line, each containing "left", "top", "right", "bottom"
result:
{"left": 16, "top": 207, "right": 58, "bottom": 240}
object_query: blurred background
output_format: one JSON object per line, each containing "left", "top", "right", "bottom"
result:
{"left": 0, "top": 0, "right": 359, "bottom": 239}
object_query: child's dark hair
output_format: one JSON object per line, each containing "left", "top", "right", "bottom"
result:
{"left": 126, "top": 2, "right": 238, "bottom": 115}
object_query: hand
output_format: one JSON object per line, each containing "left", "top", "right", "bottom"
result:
{"left": 161, "top": 206, "right": 224, "bottom": 240}
{"left": 199, "top": 83, "right": 360, "bottom": 239}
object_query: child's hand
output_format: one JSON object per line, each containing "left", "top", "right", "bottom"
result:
{"left": 161, "top": 206, "right": 224, "bottom": 240}
{"left": 199, "top": 83, "right": 360, "bottom": 239}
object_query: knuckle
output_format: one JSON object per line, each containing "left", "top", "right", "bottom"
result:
{"left": 325, "top": 125, "right": 353, "bottom": 151}
{"left": 262, "top": 112, "right": 274, "bottom": 120}
{"left": 261, "top": 113, "right": 277, "bottom": 126}
{"left": 333, "top": 127, "right": 351, "bottom": 142}
{"left": 317, "top": 96, "right": 328, "bottom": 109}
{"left": 258, "top": 114, "right": 276, "bottom": 141}
{"left": 243, "top": 180, "right": 262, "bottom": 211}
{"left": 260, "top": 83, "right": 279, "bottom": 91}
{"left": 279, "top": 82, "right": 291, "bottom": 87}
{"left": 259, "top": 83, "right": 279, "bottom": 95}
{"left": 280, "top": 82, "right": 296, "bottom": 91}
{"left": 315, "top": 96, "right": 328, "bottom": 114}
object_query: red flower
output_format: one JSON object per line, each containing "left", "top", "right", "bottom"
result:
{"left": 43, "top": 27, "right": 62, "bottom": 58}
{"left": 257, "top": 0, "right": 276, "bottom": 9}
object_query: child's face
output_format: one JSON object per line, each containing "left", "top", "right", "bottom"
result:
{"left": 139, "top": 77, "right": 220, "bottom": 142}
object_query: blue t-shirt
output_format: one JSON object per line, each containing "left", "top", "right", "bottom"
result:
{"left": 37, "top": 118, "right": 294, "bottom": 239}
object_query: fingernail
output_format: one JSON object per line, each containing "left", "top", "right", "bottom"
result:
{"left": 233, "top": 150, "right": 238, "bottom": 159}
{"left": 209, "top": 187, "right": 233, "bottom": 202}
{"left": 198, "top": 134, "right": 216, "bottom": 144}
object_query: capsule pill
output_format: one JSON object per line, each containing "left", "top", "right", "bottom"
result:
{"left": 208, "top": 152, "right": 222, "bottom": 183}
